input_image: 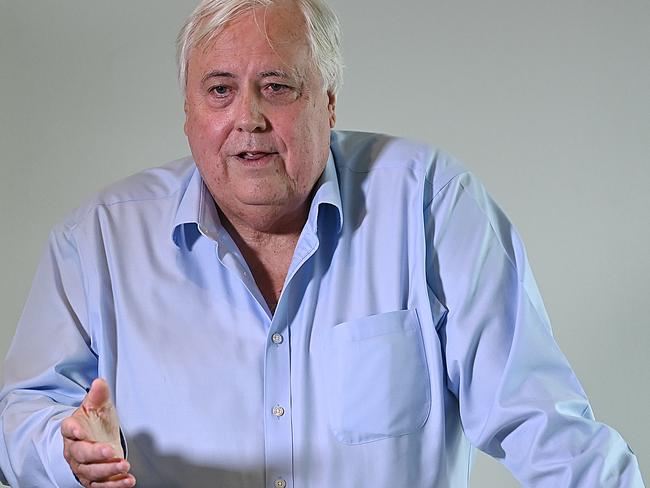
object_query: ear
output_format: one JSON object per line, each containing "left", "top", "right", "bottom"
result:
{"left": 327, "top": 90, "right": 336, "bottom": 128}
{"left": 183, "top": 99, "right": 190, "bottom": 136}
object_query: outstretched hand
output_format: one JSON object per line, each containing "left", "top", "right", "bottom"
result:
{"left": 61, "top": 378, "right": 136, "bottom": 487}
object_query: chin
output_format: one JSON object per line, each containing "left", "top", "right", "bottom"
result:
{"left": 236, "top": 191, "right": 290, "bottom": 208}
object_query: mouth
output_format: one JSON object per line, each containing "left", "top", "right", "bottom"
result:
{"left": 235, "top": 151, "right": 277, "bottom": 161}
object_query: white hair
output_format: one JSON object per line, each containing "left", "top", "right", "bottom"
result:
{"left": 176, "top": 0, "right": 343, "bottom": 96}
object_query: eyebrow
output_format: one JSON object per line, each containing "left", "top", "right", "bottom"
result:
{"left": 201, "top": 69, "right": 299, "bottom": 85}
{"left": 259, "top": 70, "right": 293, "bottom": 79}
{"left": 201, "top": 71, "right": 235, "bottom": 84}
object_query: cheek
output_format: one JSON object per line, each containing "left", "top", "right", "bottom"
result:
{"left": 282, "top": 110, "right": 331, "bottom": 186}
{"left": 186, "top": 113, "right": 228, "bottom": 156}
{"left": 289, "top": 101, "right": 330, "bottom": 145}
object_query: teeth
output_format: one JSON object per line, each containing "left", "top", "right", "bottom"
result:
{"left": 237, "top": 151, "right": 274, "bottom": 160}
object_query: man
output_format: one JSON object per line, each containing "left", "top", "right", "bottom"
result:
{"left": 0, "top": 0, "right": 644, "bottom": 486}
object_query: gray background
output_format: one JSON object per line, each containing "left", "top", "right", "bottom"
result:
{"left": 0, "top": 1, "right": 648, "bottom": 486}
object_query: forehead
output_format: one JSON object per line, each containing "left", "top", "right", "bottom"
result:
{"left": 191, "top": 4, "right": 311, "bottom": 71}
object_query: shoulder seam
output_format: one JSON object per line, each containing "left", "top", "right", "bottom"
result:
{"left": 456, "top": 178, "right": 518, "bottom": 272}
{"left": 62, "top": 190, "right": 181, "bottom": 233}
{"left": 425, "top": 170, "right": 471, "bottom": 208}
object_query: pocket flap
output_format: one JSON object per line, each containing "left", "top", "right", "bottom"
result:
{"left": 332, "top": 309, "right": 418, "bottom": 342}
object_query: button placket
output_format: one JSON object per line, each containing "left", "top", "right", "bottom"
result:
{"left": 264, "top": 311, "right": 293, "bottom": 488}
{"left": 264, "top": 232, "right": 319, "bottom": 488}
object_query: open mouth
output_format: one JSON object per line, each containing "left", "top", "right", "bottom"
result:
{"left": 236, "top": 151, "right": 276, "bottom": 161}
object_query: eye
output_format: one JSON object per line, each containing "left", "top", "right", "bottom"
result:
{"left": 263, "top": 83, "right": 298, "bottom": 103}
{"left": 269, "top": 83, "right": 288, "bottom": 92}
{"left": 209, "top": 85, "right": 231, "bottom": 97}
{"left": 264, "top": 83, "right": 293, "bottom": 95}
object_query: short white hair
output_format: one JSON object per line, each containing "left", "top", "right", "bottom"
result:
{"left": 176, "top": 0, "right": 343, "bottom": 96}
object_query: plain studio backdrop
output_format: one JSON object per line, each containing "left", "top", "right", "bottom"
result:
{"left": 0, "top": 1, "right": 648, "bottom": 486}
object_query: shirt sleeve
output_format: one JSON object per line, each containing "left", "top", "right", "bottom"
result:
{"left": 0, "top": 224, "right": 96, "bottom": 487}
{"left": 426, "top": 170, "right": 644, "bottom": 487}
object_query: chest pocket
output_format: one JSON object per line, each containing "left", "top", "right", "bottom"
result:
{"left": 326, "top": 309, "right": 431, "bottom": 445}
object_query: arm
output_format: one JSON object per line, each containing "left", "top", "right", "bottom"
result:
{"left": 426, "top": 171, "right": 644, "bottom": 486}
{"left": 0, "top": 226, "right": 133, "bottom": 486}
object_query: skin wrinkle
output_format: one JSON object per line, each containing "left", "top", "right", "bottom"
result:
{"left": 256, "top": 3, "right": 305, "bottom": 87}
{"left": 183, "top": 3, "right": 335, "bottom": 310}
{"left": 184, "top": 6, "right": 334, "bottom": 231}
{"left": 196, "top": 3, "right": 307, "bottom": 92}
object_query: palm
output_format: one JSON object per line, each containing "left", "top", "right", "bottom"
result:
{"left": 73, "top": 379, "right": 123, "bottom": 457}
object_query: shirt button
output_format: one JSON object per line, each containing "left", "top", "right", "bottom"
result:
{"left": 272, "top": 405, "right": 285, "bottom": 417}
{"left": 271, "top": 333, "right": 283, "bottom": 344}
{"left": 275, "top": 480, "right": 287, "bottom": 488}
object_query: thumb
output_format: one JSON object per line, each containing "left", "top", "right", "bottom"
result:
{"left": 77, "top": 378, "right": 123, "bottom": 457}
{"left": 83, "top": 378, "right": 112, "bottom": 411}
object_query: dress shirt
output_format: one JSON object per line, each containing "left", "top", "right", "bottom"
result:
{"left": 0, "top": 131, "right": 644, "bottom": 487}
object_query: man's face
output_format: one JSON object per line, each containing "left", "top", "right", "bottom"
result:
{"left": 184, "top": 4, "right": 336, "bottom": 228}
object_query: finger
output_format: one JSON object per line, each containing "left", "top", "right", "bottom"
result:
{"left": 89, "top": 474, "right": 136, "bottom": 488}
{"left": 75, "top": 459, "right": 130, "bottom": 482}
{"left": 61, "top": 416, "right": 88, "bottom": 441}
{"left": 69, "top": 440, "right": 119, "bottom": 464}
{"left": 83, "top": 378, "right": 111, "bottom": 411}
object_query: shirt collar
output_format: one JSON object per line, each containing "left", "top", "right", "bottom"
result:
{"left": 172, "top": 166, "right": 221, "bottom": 250}
{"left": 172, "top": 150, "right": 343, "bottom": 250}
{"left": 304, "top": 150, "right": 343, "bottom": 235}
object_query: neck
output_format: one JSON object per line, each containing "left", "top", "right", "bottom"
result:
{"left": 219, "top": 202, "right": 309, "bottom": 243}
{"left": 217, "top": 202, "right": 311, "bottom": 313}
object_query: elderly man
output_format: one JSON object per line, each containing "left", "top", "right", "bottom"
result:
{"left": 0, "top": 0, "right": 644, "bottom": 487}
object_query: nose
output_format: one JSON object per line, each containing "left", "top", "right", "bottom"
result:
{"left": 235, "top": 90, "right": 268, "bottom": 133}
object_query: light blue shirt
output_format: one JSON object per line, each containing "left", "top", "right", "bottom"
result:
{"left": 0, "top": 131, "right": 643, "bottom": 487}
